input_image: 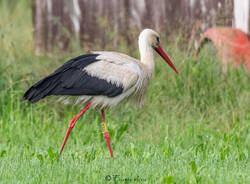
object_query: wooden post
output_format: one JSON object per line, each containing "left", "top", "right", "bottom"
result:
{"left": 234, "top": 0, "right": 250, "bottom": 34}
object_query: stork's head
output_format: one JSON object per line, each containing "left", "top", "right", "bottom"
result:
{"left": 139, "top": 29, "right": 178, "bottom": 73}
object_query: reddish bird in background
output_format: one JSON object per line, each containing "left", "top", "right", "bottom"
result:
{"left": 22, "top": 29, "right": 178, "bottom": 158}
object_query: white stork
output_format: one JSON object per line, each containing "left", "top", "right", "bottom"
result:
{"left": 22, "top": 29, "right": 178, "bottom": 158}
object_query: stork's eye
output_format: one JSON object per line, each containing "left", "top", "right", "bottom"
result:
{"left": 156, "top": 36, "right": 160, "bottom": 43}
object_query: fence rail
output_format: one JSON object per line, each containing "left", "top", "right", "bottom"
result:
{"left": 32, "top": 0, "right": 249, "bottom": 54}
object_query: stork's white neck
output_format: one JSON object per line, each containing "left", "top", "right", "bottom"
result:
{"left": 138, "top": 36, "right": 155, "bottom": 74}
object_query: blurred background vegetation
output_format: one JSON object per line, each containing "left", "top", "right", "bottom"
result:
{"left": 0, "top": 0, "right": 249, "bottom": 183}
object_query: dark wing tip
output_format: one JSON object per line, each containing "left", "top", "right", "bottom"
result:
{"left": 20, "top": 53, "right": 101, "bottom": 103}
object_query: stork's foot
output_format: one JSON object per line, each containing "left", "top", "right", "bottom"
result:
{"left": 101, "top": 109, "right": 114, "bottom": 158}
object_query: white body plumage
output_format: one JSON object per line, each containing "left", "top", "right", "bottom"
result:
{"left": 61, "top": 29, "right": 159, "bottom": 108}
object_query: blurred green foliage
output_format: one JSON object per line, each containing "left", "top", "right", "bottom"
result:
{"left": 0, "top": 0, "right": 249, "bottom": 183}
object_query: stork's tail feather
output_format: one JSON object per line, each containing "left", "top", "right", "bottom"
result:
{"left": 21, "top": 75, "right": 60, "bottom": 103}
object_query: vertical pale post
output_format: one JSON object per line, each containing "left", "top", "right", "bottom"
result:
{"left": 233, "top": 0, "right": 249, "bottom": 33}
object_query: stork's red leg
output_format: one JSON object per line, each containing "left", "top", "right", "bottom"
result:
{"left": 60, "top": 102, "right": 91, "bottom": 155}
{"left": 101, "top": 109, "right": 114, "bottom": 158}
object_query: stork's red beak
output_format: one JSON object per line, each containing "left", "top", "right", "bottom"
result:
{"left": 155, "top": 45, "right": 178, "bottom": 74}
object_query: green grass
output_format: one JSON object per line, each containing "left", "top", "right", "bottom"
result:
{"left": 0, "top": 1, "right": 250, "bottom": 183}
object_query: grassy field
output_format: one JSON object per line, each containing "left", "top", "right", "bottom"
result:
{"left": 0, "top": 1, "right": 250, "bottom": 183}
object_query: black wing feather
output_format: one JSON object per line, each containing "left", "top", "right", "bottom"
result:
{"left": 22, "top": 54, "right": 123, "bottom": 103}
